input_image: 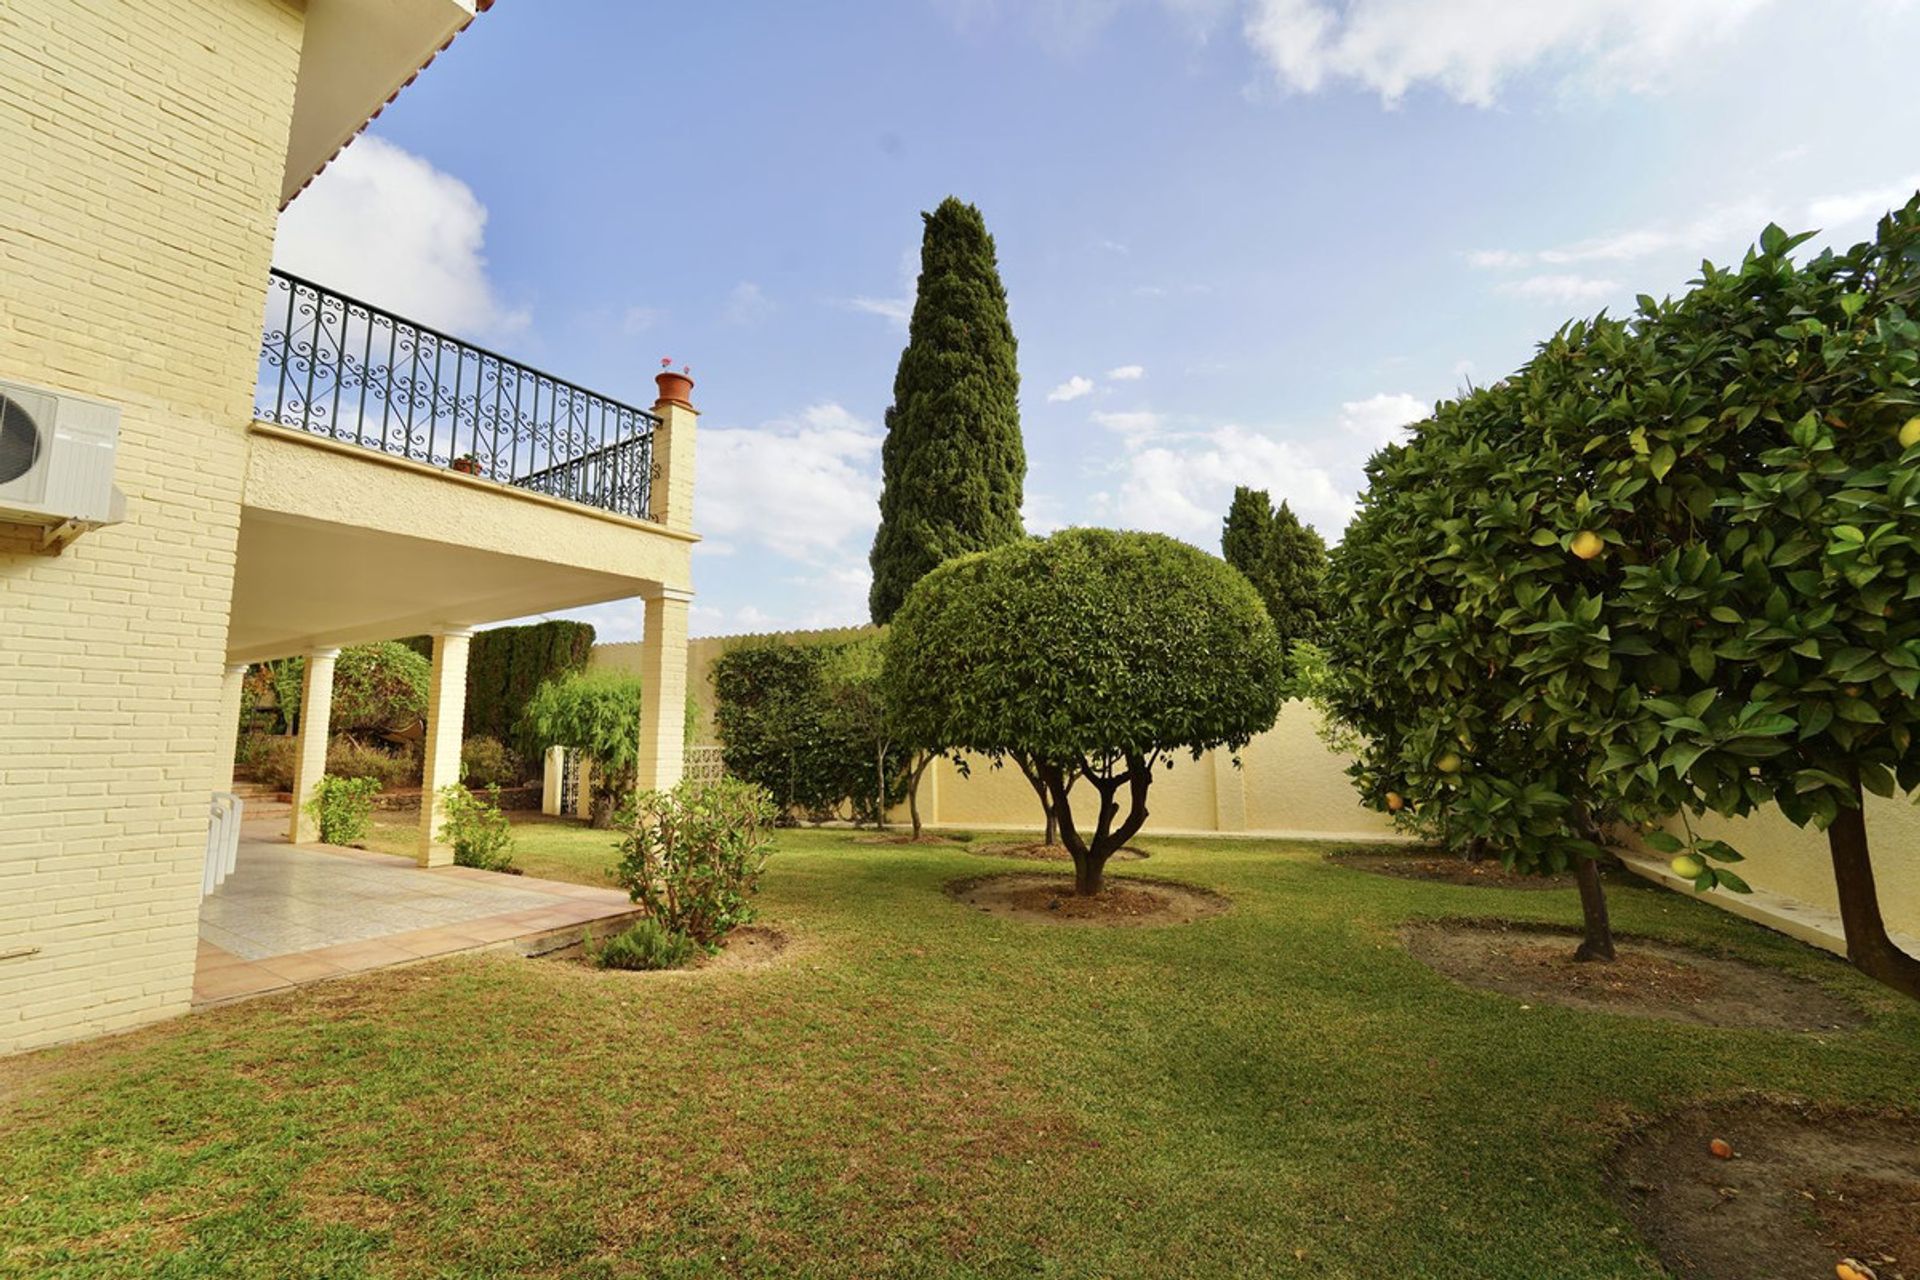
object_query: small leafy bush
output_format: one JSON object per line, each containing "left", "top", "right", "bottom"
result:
{"left": 237, "top": 733, "right": 296, "bottom": 791}
{"left": 585, "top": 918, "right": 695, "bottom": 971}
{"left": 439, "top": 783, "right": 517, "bottom": 872}
{"left": 307, "top": 775, "right": 380, "bottom": 844}
{"left": 326, "top": 737, "right": 419, "bottom": 790}
{"left": 460, "top": 735, "right": 522, "bottom": 789}
{"left": 614, "top": 777, "right": 777, "bottom": 947}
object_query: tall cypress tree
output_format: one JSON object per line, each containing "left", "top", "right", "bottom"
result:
{"left": 1220, "top": 485, "right": 1328, "bottom": 662}
{"left": 868, "top": 197, "right": 1026, "bottom": 624}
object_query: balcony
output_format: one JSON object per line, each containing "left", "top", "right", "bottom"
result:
{"left": 255, "top": 269, "right": 655, "bottom": 521}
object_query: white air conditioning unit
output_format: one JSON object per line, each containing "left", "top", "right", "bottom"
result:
{"left": 0, "top": 377, "right": 127, "bottom": 549}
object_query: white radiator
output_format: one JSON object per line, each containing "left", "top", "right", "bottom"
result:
{"left": 204, "top": 792, "right": 243, "bottom": 898}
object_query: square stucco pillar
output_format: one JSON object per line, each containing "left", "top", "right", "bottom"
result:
{"left": 287, "top": 648, "right": 339, "bottom": 844}
{"left": 635, "top": 587, "right": 695, "bottom": 793}
{"left": 418, "top": 628, "right": 474, "bottom": 867}
{"left": 649, "top": 371, "right": 698, "bottom": 531}
{"left": 214, "top": 662, "right": 249, "bottom": 793}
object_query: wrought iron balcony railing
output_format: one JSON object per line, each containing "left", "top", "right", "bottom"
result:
{"left": 255, "top": 270, "right": 656, "bottom": 521}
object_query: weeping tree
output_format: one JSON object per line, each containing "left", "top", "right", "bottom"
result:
{"left": 816, "top": 635, "right": 919, "bottom": 831}
{"left": 1326, "top": 200, "right": 1920, "bottom": 993}
{"left": 521, "top": 670, "right": 643, "bottom": 828}
{"left": 883, "top": 529, "right": 1284, "bottom": 894}
{"left": 868, "top": 196, "right": 1026, "bottom": 625}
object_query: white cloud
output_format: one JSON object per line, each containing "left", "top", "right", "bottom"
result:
{"left": 1107, "top": 364, "right": 1146, "bottom": 381}
{"left": 698, "top": 403, "right": 882, "bottom": 560}
{"left": 1048, "top": 375, "right": 1097, "bottom": 403}
{"left": 621, "top": 305, "right": 665, "bottom": 334}
{"left": 1242, "top": 0, "right": 1772, "bottom": 106}
{"left": 1091, "top": 409, "right": 1164, "bottom": 441}
{"left": 723, "top": 281, "right": 774, "bottom": 326}
{"left": 845, "top": 296, "right": 912, "bottom": 327}
{"left": 274, "top": 136, "right": 528, "bottom": 341}
{"left": 1337, "top": 391, "right": 1426, "bottom": 450}
{"left": 1496, "top": 274, "right": 1622, "bottom": 306}
{"left": 1807, "top": 175, "right": 1920, "bottom": 228}
{"left": 1099, "top": 424, "right": 1353, "bottom": 545}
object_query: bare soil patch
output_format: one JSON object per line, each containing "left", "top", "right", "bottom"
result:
{"left": 1332, "top": 850, "right": 1574, "bottom": 889}
{"left": 1611, "top": 1098, "right": 1920, "bottom": 1280}
{"left": 946, "top": 872, "right": 1228, "bottom": 926}
{"left": 546, "top": 924, "right": 791, "bottom": 974}
{"left": 1402, "top": 919, "right": 1863, "bottom": 1031}
{"left": 975, "top": 841, "right": 1149, "bottom": 863}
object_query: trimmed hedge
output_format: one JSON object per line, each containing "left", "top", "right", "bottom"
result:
{"left": 402, "top": 620, "right": 595, "bottom": 753}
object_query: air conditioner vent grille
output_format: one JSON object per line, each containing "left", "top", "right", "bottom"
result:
{"left": 0, "top": 394, "right": 42, "bottom": 487}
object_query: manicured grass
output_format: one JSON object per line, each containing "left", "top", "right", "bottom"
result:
{"left": 4, "top": 828, "right": 1917, "bottom": 1278}
{"left": 360, "top": 811, "right": 626, "bottom": 886}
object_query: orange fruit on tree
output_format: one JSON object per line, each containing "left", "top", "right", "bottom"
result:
{"left": 1571, "top": 530, "right": 1605, "bottom": 560}
{"left": 1898, "top": 415, "right": 1920, "bottom": 448}
{"left": 1385, "top": 792, "right": 1406, "bottom": 812}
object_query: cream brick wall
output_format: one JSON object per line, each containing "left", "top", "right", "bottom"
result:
{"left": 0, "top": 0, "right": 304, "bottom": 1053}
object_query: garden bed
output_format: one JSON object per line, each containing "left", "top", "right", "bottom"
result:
{"left": 946, "top": 872, "right": 1227, "bottom": 926}
{"left": 1331, "top": 849, "right": 1574, "bottom": 889}
{"left": 1402, "top": 919, "right": 1864, "bottom": 1030}
{"left": 544, "top": 924, "right": 791, "bottom": 974}
{"left": 1610, "top": 1097, "right": 1920, "bottom": 1280}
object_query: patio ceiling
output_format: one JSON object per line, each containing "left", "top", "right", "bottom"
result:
{"left": 227, "top": 425, "right": 695, "bottom": 664}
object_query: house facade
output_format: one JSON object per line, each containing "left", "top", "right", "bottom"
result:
{"left": 1, "top": 0, "right": 696, "bottom": 1054}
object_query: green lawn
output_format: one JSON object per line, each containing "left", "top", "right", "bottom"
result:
{"left": 4, "top": 826, "right": 1916, "bottom": 1278}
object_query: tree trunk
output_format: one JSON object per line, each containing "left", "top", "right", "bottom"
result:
{"left": 875, "top": 744, "right": 887, "bottom": 832}
{"left": 1046, "top": 756, "right": 1152, "bottom": 896}
{"left": 1828, "top": 779, "right": 1920, "bottom": 1001}
{"left": 903, "top": 751, "right": 934, "bottom": 840}
{"left": 1014, "top": 753, "right": 1057, "bottom": 846}
{"left": 1572, "top": 855, "right": 1615, "bottom": 962}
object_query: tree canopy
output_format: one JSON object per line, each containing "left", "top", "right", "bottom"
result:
{"left": 521, "top": 670, "right": 643, "bottom": 828}
{"left": 1221, "top": 486, "right": 1328, "bottom": 665}
{"left": 868, "top": 196, "right": 1026, "bottom": 624}
{"left": 883, "top": 528, "right": 1283, "bottom": 892}
{"left": 1324, "top": 197, "right": 1920, "bottom": 990}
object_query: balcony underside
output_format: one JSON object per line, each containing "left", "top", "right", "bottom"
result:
{"left": 228, "top": 424, "right": 693, "bottom": 664}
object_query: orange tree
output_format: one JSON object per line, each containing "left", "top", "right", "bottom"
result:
{"left": 1327, "top": 199, "right": 1920, "bottom": 994}
{"left": 882, "top": 528, "right": 1284, "bottom": 895}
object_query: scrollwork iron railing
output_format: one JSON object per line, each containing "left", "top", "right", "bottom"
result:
{"left": 256, "top": 270, "right": 657, "bottom": 520}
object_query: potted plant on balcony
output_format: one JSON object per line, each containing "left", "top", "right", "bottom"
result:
{"left": 656, "top": 357, "right": 694, "bottom": 407}
{"left": 451, "top": 451, "right": 482, "bottom": 476}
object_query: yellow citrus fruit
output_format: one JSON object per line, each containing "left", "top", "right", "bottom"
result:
{"left": 1435, "top": 752, "right": 1462, "bottom": 774}
{"left": 1671, "top": 854, "right": 1705, "bottom": 879}
{"left": 1571, "top": 530, "right": 1605, "bottom": 560}
{"left": 1898, "top": 416, "right": 1920, "bottom": 448}
{"left": 1385, "top": 792, "right": 1405, "bottom": 812}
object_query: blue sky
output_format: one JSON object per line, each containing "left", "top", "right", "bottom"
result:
{"left": 273, "top": 0, "right": 1920, "bottom": 640}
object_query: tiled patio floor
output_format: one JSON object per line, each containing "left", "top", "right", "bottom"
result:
{"left": 193, "top": 828, "right": 637, "bottom": 1006}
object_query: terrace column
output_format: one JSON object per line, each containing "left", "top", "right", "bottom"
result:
{"left": 417, "top": 628, "right": 474, "bottom": 867}
{"left": 286, "top": 648, "right": 339, "bottom": 844}
{"left": 649, "top": 369, "right": 698, "bottom": 531}
{"left": 214, "top": 662, "right": 249, "bottom": 793}
{"left": 634, "top": 586, "right": 695, "bottom": 793}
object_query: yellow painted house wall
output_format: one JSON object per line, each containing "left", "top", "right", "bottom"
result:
{"left": 0, "top": 0, "right": 304, "bottom": 1052}
{"left": 1680, "top": 796, "right": 1920, "bottom": 943}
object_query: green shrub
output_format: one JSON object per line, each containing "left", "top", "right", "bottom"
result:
{"left": 438, "top": 783, "right": 517, "bottom": 872}
{"left": 522, "top": 669, "right": 644, "bottom": 828}
{"left": 236, "top": 733, "right": 297, "bottom": 792}
{"left": 614, "top": 777, "right": 777, "bottom": 947}
{"left": 325, "top": 737, "right": 419, "bottom": 790}
{"left": 713, "top": 638, "right": 906, "bottom": 823}
{"left": 306, "top": 775, "right": 380, "bottom": 845}
{"left": 460, "top": 735, "right": 522, "bottom": 789}
{"left": 421, "top": 620, "right": 595, "bottom": 755}
{"left": 331, "top": 642, "right": 431, "bottom": 737}
{"left": 585, "top": 918, "right": 695, "bottom": 971}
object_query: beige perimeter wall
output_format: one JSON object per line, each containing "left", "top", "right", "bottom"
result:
{"left": 0, "top": 0, "right": 304, "bottom": 1053}
{"left": 602, "top": 627, "right": 1920, "bottom": 944}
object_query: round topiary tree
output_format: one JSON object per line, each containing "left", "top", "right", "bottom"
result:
{"left": 883, "top": 528, "right": 1285, "bottom": 894}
